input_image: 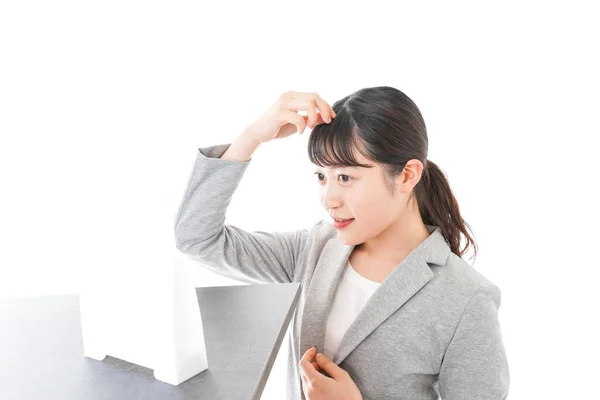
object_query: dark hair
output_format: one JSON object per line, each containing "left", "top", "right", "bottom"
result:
{"left": 308, "top": 86, "right": 477, "bottom": 262}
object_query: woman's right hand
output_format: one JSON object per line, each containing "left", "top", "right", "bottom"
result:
{"left": 243, "top": 91, "right": 336, "bottom": 145}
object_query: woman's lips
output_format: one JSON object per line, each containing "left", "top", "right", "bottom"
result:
{"left": 334, "top": 218, "right": 354, "bottom": 229}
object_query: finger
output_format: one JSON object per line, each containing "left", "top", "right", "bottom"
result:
{"left": 308, "top": 346, "right": 318, "bottom": 358}
{"left": 299, "top": 346, "right": 319, "bottom": 380}
{"left": 303, "top": 113, "right": 326, "bottom": 127}
{"left": 299, "top": 357, "right": 319, "bottom": 383}
{"left": 306, "top": 99, "right": 318, "bottom": 129}
{"left": 315, "top": 352, "right": 347, "bottom": 381}
{"left": 286, "top": 99, "right": 318, "bottom": 129}
{"left": 301, "top": 346, "right": 317, "bottom": 363}
{"left": 283, "top": 92, "right": 335, "bottom": 122}
{"left": 299, "top": 360, "right": 312, "bottom": 390}
{"left": 296, "top": 92, "right": 333, "bottom": 123}
{"left": 300, "top": 368, "right": 308, "bottom": 387}
{"left": 312, "top": 94, "right": 335, "bottom": 123}
{"left": 280, "top": 90, "right": 297, "bottom": 101}
{"left": 280, "top": 109, "right": 307, "bottom": 135}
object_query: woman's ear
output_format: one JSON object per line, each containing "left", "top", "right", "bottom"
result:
{"left": 400, "top": 159, "right": 425, "bottom": 191}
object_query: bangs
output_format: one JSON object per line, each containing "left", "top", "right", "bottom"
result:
{"left": 307, "top": 112, "right": 374, "bottom": 169}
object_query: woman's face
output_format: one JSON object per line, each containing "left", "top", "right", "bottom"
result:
{"left": 315, "top": 150, "right": 414, "bottom": 246}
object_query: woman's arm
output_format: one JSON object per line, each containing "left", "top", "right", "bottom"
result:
{"left": 437, "top": 283, "right": 510, "bottom": 399}
{"left": 174, "top": 91, "right": 335, "bottom": 284}
{"left": 174, "top": 140, "right": 314, "bottom": 284}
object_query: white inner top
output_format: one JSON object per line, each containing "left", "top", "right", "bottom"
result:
{"left": 322, "top": 260, "right": 382, "bottom": 360}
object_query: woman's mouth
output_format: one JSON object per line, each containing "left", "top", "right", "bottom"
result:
{"left": 334, "top": 218, "right": 355, "bottom": 229}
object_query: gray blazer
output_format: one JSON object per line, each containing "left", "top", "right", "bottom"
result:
{"left": 174, "top": 143, "right": 510, "bottom": 400}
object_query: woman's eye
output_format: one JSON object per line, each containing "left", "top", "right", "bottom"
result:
{"left": 339, "top": 174, "right": 350, "bottom": 183}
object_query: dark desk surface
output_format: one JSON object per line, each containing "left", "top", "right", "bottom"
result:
{"left": 0, "top": 283, "right": 301, "bottom": 400}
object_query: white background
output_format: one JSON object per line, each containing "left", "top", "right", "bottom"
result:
{"left": 1, "top": 1, "right": 599, "bottom": 398}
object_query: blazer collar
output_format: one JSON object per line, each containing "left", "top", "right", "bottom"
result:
{"left": 299, "top": 224, "right": 451, "bottom": 366}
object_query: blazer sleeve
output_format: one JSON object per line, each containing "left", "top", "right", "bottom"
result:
{"left": 173, "top": 142, "right": 312, "bottom": 284}
{"left": 438, "top": 283, "right": 510, "bottom": 399}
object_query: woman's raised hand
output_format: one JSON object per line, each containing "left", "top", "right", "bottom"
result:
{"left": 243, "top": 91, "right": 336, "bottom": 145}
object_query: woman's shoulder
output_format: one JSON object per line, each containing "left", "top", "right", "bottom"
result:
{"left": 433, "top": 251, "right": 502, "bottom": 303}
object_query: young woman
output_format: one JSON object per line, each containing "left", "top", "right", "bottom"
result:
{"left": 174, "top": 88, "right": 510, "bottom": 400}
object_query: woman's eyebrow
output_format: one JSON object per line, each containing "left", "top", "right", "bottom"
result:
{"left": 314, "top": 166, "right": 368, "bottom": 174}
{"left": 315, "top": 164, "right": 370, "bottom": 170}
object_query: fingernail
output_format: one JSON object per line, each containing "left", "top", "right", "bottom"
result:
{"left": 317, "top": 353, "right": 323, "bottom": 359}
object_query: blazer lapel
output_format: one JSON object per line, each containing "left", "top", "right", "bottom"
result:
{"left": 299, "top": 237, "right": 353, "bottom": 364}
{"left": 299, "top": 224, "right": 451, "bottom": 367}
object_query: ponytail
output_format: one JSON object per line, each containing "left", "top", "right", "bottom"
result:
{"left": 415, "top": 159, "right": 478, "bottom": 262}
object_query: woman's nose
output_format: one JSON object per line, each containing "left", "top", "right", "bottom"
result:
{"left": 321, "top": 186, "right": 342, "bottom": 210}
